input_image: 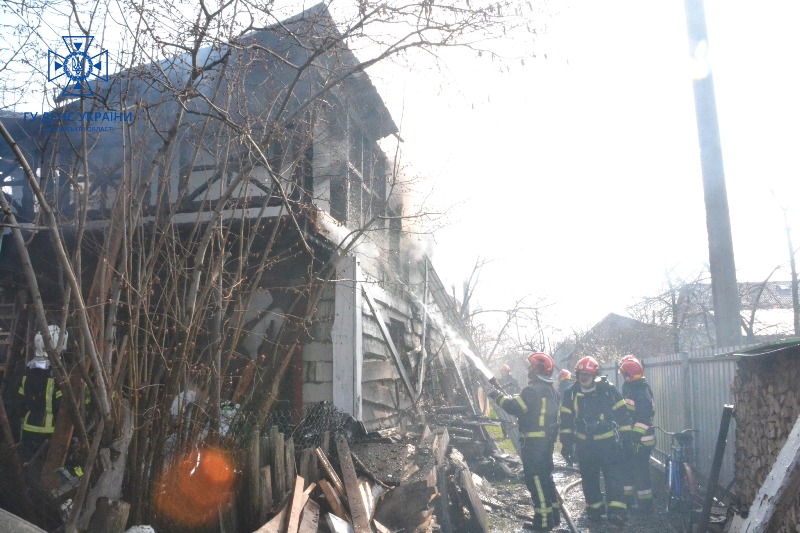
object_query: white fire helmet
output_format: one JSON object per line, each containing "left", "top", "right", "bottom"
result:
{"left": 29, "top": 325, "right": 68, "bottom": 369}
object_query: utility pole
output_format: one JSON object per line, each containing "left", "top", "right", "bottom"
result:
{"left": 683, "top": 0, "right": 742, "bottom": 347}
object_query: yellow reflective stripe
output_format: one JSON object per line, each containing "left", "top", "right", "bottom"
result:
{"left": 608, "top": 500, "right": 627, "bottom": 510}
{"left": 575, "top": 433, "right": 587, "bottom": 440}
{"left": 21, "top": 422, "right": 56, "bottom": 433}
{"left": 45, "top": 378, "right": 55, "bottom": 430}
{"left": 533, "top": 476, "right": 548, "bottom": 528}
{"left": 523, "top": 431, "right": 546, "bottom": 438}
{"left": 21, "top": 378, "right": 57, "bottom": 434}
{"left": 593, "top": 430, "right": 615, "bottom": 440}
{"left": 498, "top": 396, "right": 509, "bottom": 407}
{"left": 539, "top": 397, "right": 547, "bottom": 427}
{"left": 625, "top": 398, "right": 635, "bottom": 410}
{"left": 515, "top": 396, "right": 528, "bottom": 413}
{"left": 641, "top": 434, "right": 656, "bottom": 446}
{"left": 588, "top": 502, "right": 604, "bottom": 510}
{"left": 613, "top": 399, "right": 627, "bottom": 411}
{"left": 619, "top": 424, "right": 633, "bottom": 432}
{"left": 18, "top": 375, "right": 26, "bottom": 395}
{"left": 559, "top": 428, "right": 573, "bottom": 435}
{"left": 559, "top": 405, "right": 572, "bottom": 414}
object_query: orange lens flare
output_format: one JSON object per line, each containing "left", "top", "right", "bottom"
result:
{"left": 155, "top": 447, "right": 236, "bottom": 527}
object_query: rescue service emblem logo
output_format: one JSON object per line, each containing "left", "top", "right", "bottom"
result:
{"left": 48, "top": 35, "right": 108, "bottom": 98}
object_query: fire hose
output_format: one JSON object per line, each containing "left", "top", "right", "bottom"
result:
{"left": 557, "top": 477, "right": 582, "bottom": 533}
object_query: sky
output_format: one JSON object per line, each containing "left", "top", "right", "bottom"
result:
{"left": 368, "top": 0, "right": 800, "bottom": 339}
{"left": 2, "top": 0, "right": 799, "bottom": 342}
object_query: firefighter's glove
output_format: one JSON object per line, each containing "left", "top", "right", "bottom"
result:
{"left": 488, "top": 389, "right": 503, "bottom": 402}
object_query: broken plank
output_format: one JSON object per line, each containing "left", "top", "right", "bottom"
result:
{"left": 253, "top": 501, "right": 287, "bottom": 533}
{"left": 285, "top": 437, "right": 297, "bottom": 492}
{"left": 315, "top": 447, "right": 346, "bottom": 498}
{"left": 373, "top": 519, "right": 392, "bottom": 533}
{"left": 458, "top": 468, "right": 489, "bottom": 533}
{"left": 286, "top": 476, "right": 306, "bottom": 533}
{"left": 260, "top": 466, "right": 273, "bottom": 523}
{"left": 298, "top": 499, "right": 320, "bottom": 533}
{"left": 270, "top": 427, "right": 286, "bottom": 501}
{"left": 434, "top": 428, "right": 450, "bottom": 465}
{"left": 435, "top": 465, "right": 455, "bottom": 533}
{"left": 320, "top": 479, "right": 350, "bottom": 522}
{"left": 298, "top": 448, "right": 313, "bottom": 484}
{"left": 326, "top": 513, "right": 355, "bottom": 533}
{"left": 335, "top": 434, "right": 371, "bottom": 533}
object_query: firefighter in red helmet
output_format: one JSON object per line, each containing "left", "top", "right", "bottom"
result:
{"left": 557, "top": 369, "right": 574, "bottom": 400}
{"left": 559, "top": 356, "right": 632, "bottom": 525}
{"left": 490, "top": 353, "right": 560, "bottom": 530}
{"left": 619, "top": 355, "right": 656, "bottom": 513}
{"left": 498, "top": 362, "right": 520, "bottom": 394}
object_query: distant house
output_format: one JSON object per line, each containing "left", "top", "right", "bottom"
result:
{"left": 675, "top": 281, "right": 798, "bottom": 345}
{"left": 554, "top": 313, "right": 673, "bottom": 369}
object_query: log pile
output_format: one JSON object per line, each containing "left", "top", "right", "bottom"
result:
{"left": 245, "top": 422, "right": 496, "bottom": 533}
{"left": 733, "top": 352, "right": 800, "bottom": 531}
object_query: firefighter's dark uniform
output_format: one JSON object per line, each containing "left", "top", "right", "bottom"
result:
{"left": 494, "top": 378, "right": 560, "bottom": 530}
{"left": 621, "top": 377, "right": 656, "bottom": 511}
{"left": 18, "top": 367, "right": 62, "bottom": 461}
{"left": 559, "top": 377, "right": 632, "bottom": 522}
{"left": 557, "top": 377, "right": 574, "bottom": 401}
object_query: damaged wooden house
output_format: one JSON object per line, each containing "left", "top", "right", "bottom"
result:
{"left": 0, "top": 4, "right": 493, "bottom": 531}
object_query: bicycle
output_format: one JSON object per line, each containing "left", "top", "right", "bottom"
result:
{"left": 659, "top": 428, "right": 702, "bottom": 532}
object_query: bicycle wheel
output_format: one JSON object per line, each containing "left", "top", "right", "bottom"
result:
{"left": 681, "top": 463, "right": 702, "bottom": 533}
{"left": 665, "top": 458, "right": 681, "bottom": 514}
{"left": 677, "top": 463, "right": 700, "bottom": 533}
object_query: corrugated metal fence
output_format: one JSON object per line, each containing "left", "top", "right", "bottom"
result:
{"left": 600, "top": 344, "right": 747, "bottom": 492}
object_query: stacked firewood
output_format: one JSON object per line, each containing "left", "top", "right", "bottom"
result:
{"left": 733, "top": 353, "right": 800, "bottom": 530}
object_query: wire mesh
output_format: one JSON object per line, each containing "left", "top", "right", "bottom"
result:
{"left": 261, "top": 401, "right": 351, "bottom": 451}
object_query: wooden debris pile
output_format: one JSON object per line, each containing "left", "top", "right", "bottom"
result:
{"left": 247, "top": 421, "right": 499, "bottom": 533}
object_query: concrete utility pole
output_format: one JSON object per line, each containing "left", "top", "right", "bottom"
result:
{"left": 683, "top": 0, "right": 742, "bottom": 347}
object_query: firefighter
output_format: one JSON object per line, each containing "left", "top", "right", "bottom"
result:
{"left": 17, "top": 325, "right": 66, "bottom": 462}
{"left": 557, "top": 369, "right": 574, "bottom": 400}
{"left": 619, "top": 355, "right": 656, "bottom": 513}
{"left": 490, "top": 353, "right": 560, "bottom": 531}
{"left": 498, "top": 363, "right": 520, "bottom": 394}
{"left": 559, "top": 356, "right": 632, "bottom": 525}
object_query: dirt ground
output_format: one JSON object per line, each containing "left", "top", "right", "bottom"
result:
{"left": 477, "top": 454, "right": 692, "bottom": 533}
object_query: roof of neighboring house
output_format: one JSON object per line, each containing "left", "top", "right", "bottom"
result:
{"left": 555, "top": 313, "right": 673, "bottom": 364}
{"left": 685, "top": 281, "right": 796, "bottom": 310}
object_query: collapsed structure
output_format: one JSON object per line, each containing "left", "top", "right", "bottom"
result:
{"left": 0, "top": 4, "right": 494, "bottom": 530}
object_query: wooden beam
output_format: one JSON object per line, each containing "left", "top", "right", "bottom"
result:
{"left": 315, "top": 447, "right": 346, "bottom": 499}
{"left": 332, "top": 256, "right": 362, "bottom": 419}
{"left": 297, "top": 499, "right": 320, "bottom": 533}
{"left": 458, "top": 467, "right": 489, "bottom": 533}
{"left": 286, "top": 476, "right": 306, "bottom": 533}
{"left": 729, "top": 415, "right": 800, "bottom": 533}
{"left": 361, "top": 286, "right": 421, "bottom": 415}
{"left": 335, "top": 434, "right": 371, "bottom": 533}
{"left": 319, "top": 479, "right": 350, "bottom": 522}
{"left": 325, "top": 513, "right": 355, "bottom": 533}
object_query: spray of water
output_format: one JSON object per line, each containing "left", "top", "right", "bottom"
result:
{"left": 407, "top": 290, "right": 495, "bottom": 382}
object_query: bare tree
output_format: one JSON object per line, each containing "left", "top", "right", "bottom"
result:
{"left": 0, "top": 0, "right": 534, "bottom": 528}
